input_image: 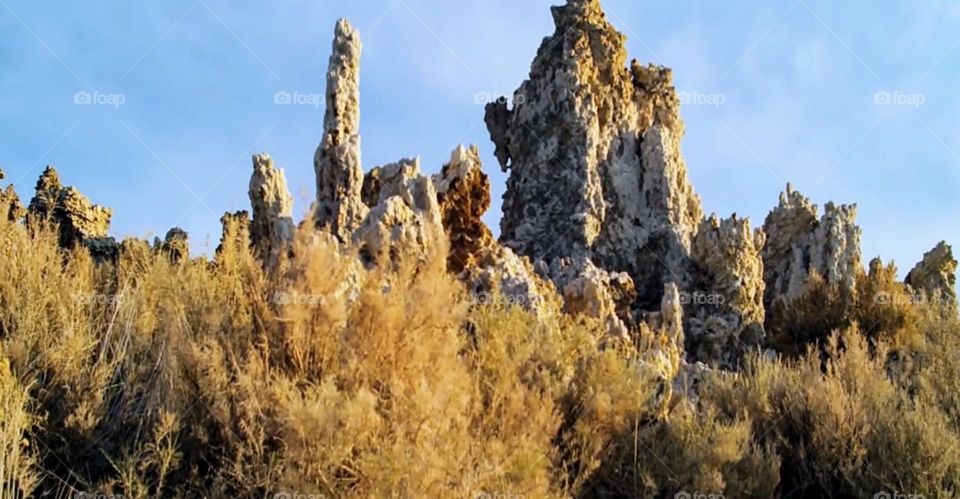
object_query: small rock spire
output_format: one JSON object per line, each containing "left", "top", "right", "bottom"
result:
{"left": 249, "top": 153, "right": 294, "bottom": 263}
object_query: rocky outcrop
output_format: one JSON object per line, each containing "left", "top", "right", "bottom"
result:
{"left": 541, "top": 256, "right": 636, "bottom": 339}
{"left": 434, "top": 145, "right": 494, "bottom": 274}
{"left": 249, "top": 154, "right": 294, "bottom": 264}
{"left": 906, "top": 241, "right": 957, "bottom": 307}
{"left": 27, "top": 166, "right": 113, "bottom": 249}
{"left": 314, "top": 19, "right": 368, "bottom": 243}
{"left": 161, "top": 228, "right": 189, "bottom": 263}
{"left": 217, "top": 210, "right": 252, "bottom": 259}
{"left": 58, "top": 187, "right": 113, "bottom": 247}
{"left": 354, "top": 157, "right": 445, "bottom": 267}
{"left": 484, "top": 0, "right": 702, "bottom": 311}
{"left": 762, "top": 184, "right": 861, "bottom": 309}
{"left": 0, "top": 169, "right": 24, "bottom": 222}
{"left": 461, "top": 245, "right": 557, "bottom": 313}
{"left": 689, "top": 214, "right": 766, "bottom": 368}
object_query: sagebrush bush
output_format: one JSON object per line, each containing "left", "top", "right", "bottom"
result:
{"left": 0, "top": 214, "right": 959, "bottom": 497}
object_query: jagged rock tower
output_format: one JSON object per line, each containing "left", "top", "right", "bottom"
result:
{"left": 314, "top": 19, "right": 369, "bottom": 243}
{"left": 761, "top": 184, "right": 862, "bottom": 309}
{"left": 485, "top": 0, "right": 703, "bottom": 309}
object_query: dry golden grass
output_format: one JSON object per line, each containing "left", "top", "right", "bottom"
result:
{"left": 0, "top": 214, "right": 959, "bottom": 497}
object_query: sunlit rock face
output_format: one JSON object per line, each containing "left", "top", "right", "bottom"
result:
{"left": 688, "top": 214, "right": 766, "bottom": 368}
{"left": 484, "top": 0, "right": 703, "bottom": 312}
{"left": 314, "top": 19, "right": 368, "bottom": 243}
{"left": 249, "top": 153, "right": 294, "bottom": 264}
{"left": 27, "top": 166, "right": 113, "bottom": 253}
{"left": 906, "top": 241, "right": 957, "bottom": 308}
{"left": 762, "top": 184, "right": 862, "bottom": 309}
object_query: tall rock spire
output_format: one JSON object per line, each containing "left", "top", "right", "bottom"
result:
{"left": 315, "top": 18, "right": 368, "bottom": 242}
{"left": 484, "top": 0, "right": 702, "bottom": 309}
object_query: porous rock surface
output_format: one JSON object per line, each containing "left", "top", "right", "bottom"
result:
{"left": 762, "top": 184, "right": 862, "bottom": 309}
{"left": 906, "top": 241, "right": 957, "bottom": 306}
{"left": 27, "top": 166, "right": 113, "bottom": 250}
{"left": 434, "top": 145, "right": 494, "bottom": 274}
{"left": 250, "top": 153, "right": 295, "bottom": 263}
{"left": 353, "top": 157, "right": 446, "bottom": 267}
{"left": 314, "top": 19, "right": 368, "bottom": 243}
{"left": 485, "top": 0, "right": 703, "bottom": 311}
{"left": 688, "top": 214, "right": 766, "bottom": 368}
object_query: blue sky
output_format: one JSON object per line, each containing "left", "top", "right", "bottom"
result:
{"left": 1, "top": 0, "right": 958, "bottom": 275}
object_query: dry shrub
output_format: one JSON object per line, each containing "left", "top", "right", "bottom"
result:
{"left": 705, "top": 327, "right": 960, "bottom": 497}
{"left": 0, "top": 343, "right": 36, "bottom": 497}
{"left": 1, "top": 213, "right": 959, "bottom": 497}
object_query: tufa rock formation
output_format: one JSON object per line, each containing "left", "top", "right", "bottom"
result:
{"left": 353, "top": 157, "right": 445, "bottom": 267}
{"left": 6, "top": 0, "right": 946, "bottom": 375}
{"left": 688, "top": 214, "right": 766, "bottom": 368}
{"left": 314, "top": 19, "right": 368, "bottom": 243}
{"left": 434, "top": 145, "right": 494, "bottom": 274}
{"left": 0, "top": 168, "right": 25, "bottom": 222}
{"left": 906, "top": 241, "right": 957, "bottom": 307}
{"left": 485, "top": 0, "right": 703, "bottom": 311}
{"left": 27, "top": 166, "right": 114, "bottom": 252}
{"left": 249, "top": 153, "right": 295, "bottom": 263}
{"left": 762, "top": 184, "right": 862, "bottom": 310}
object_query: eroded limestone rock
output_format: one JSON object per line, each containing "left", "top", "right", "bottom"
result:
{"left": 434, "top": 145, "right": 494, "bottom": 274}
{"left": 0, "top": 169, "right": 24, "bottom": 222}
{"left": 689, "top": 214, "right": 766, "bottom": 368}
{"left": 906, "top": 241, "right": 957, "bottom": 307}
{"left": 461, "top": 245, "right": 557, "bottom": 314}
{"left": 353, "top": 157, "right": 445, "bottom": 267}
{"left": 27, "top": 166, "right": 112, "bottom": 249}
{"left": 543, "top": 256, "right": 635, "bottom": 339}
{"left": 762, "top": 184, "right": 861, "bottom": 309}
{"left": 314, "top": 19, "right": 368, "bottom": 242}
{"left": 484, "top": 0, "right": 702, "bottom": 310}
{"left": 250, "top": 154, "right": 294, "bottom": 264}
